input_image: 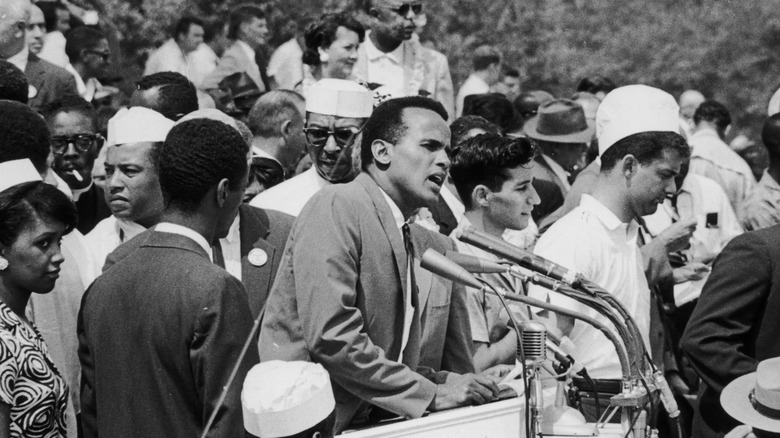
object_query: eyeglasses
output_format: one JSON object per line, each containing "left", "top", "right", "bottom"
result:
{"left": 50, "top": 134, "right": 103, "bottom": 155}
{"left": 303, "top": 126, "right": 364, "bottom": 148}
{"left": 389, "top": 3, "right": 422, "bottom": 17}
{"left": 86, "top": 49, "right": 110, "bottom": 61}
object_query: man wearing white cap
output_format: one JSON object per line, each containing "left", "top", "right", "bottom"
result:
{"left": 242, "top": 361, "right": 336, "bottom": 438}
{"left": 85, "top": 107, "right": 174, "bottom": 271}
{"left": 250, "top": 78, "right": 373, "bottom": 216}
{"left": 529, "top": 85, "right": 691, "bottom": 419}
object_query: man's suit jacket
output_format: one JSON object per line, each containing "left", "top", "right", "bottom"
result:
{"left": 78, "top": 232, "right": 258, "bottom": 438}
{"left": 103, "top": 204, "right": 294, "bottom": 319}
{"left": 201, "top": 41, "right": 265, "bottom": 92}
{"left": 25, "top": 53, "right": 78, "bottom": 113}
{"left": 531, "top": 155, "right": 566, "bottom": 224}
{"left": 354, "top": 37, "right": 455, "bottom": 120}
{"left": 258, "top": 173, "right": 473, "bottom": 433}
{"left": 681, "top": 224, "right": 780, "bottom": 438}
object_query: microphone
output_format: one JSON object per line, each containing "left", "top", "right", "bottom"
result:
{"left": 457, "top": 226, "right": 582, "bottom": 287}
{"left": 521, "top": 321, "right": 547, "bottom": 366}
{"left": 420, "top": 248, "right": 484, "bottom": 289}
{"left": 444, "top": 250, "right": 508, "bottom": 273}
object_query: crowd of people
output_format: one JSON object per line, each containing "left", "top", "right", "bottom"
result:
{"left": 1, "top": 0, "right": 780, "bottom": 437}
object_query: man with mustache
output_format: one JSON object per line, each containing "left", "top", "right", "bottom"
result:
{"left": 250, "top": 78, "right": 373, "bottom": 216}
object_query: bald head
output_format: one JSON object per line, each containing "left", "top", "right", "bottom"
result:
{"left": 0, "top": 0, "right": 30, "bottom": 58}
{"left": 679, "top": 90, "right": 705, "bottom": 120}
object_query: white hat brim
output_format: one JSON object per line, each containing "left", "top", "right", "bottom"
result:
{"left": 721, "top": 373, "right": 780, "bottom": 433}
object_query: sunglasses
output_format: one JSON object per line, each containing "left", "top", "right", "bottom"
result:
{"left": 389, "top": 3, "right": 422, "bottom": 17}
{"left": 303, "top": 126, "right": 364, "bottom": 148}
{"left": 51, "top": 134, "right": 103, "bottom": 155}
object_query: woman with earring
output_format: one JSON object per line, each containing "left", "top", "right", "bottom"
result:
{"left": 297, "top": 13, "right": 365, "bottom": 94}
{"left": 0, "top": 159, "right": 78, "bottom": 437}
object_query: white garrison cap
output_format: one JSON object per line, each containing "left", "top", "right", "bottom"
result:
{"left": 176, "top": 108, "right": 239, "bottom": 131}
{"left": 0, "top": 159, "right": 42, "bottom": 193}
{"left": 306, "top": 79, "right": 373, "bottom": 118}
{"left": 242, "top": 361, "right": 335, "bottom": 437}
{"left": 596, "top": 85, "right": 680, "bottom": 155}
{"left": 107, "top": 107, "right": 174, "bottom": 146}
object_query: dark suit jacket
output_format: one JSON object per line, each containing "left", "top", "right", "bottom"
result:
{"left": 25, "top": 53, "right": 78, "bottom": 113}
{"left": 78, "top": 231, "right": 258, "bottom": 438}
{"left": 103, "top": 204, "right": 294, "bottom": 319}
{"left": 681, "top": 224, "right": 780, "bottom": 438}
{"left": 258, "top": 173, "right": 474, "bottom": 433}
{"left": 531, "top": 155, "right": 566, "bottom": 223}
{"left": 75, "top": 184, "right": 111, "bottom": 234}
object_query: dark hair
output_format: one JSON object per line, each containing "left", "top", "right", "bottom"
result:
{"left": 284, "top": 411, "right": 336, "bottom": 438}
{"left": 247, "top": 90, "right": 304, "bottom": 137}
{"left": 600, "top": 131, "right": 691, "bottom": 172}
{"left": 174, "top": 16, "right": 204, "bottom": 41}
{"left": 228, "top": 4, "right": 265, "bottom": 40}
{"left": 302, "top": 13, "right": 365, "bottom": 67}
{"left": 473, "top": 45, "right": 501, "bottom": 71}
{"left": 43, "top": 94, "right": 98, "bottom": 131}
{"left": 135, "top": 72, "right": 198, "bottom": 121}
{"left": 462, "top": 93, "right": 518, "bottom": 133}
{"left": 37, "top": 2, "right": 64, "bottom": 33}
{"left": 158, "top": 119, "right": 249, "bottom": 212}
{"left": 450, "top": 133, "right": 538, "bottom": 210}
{"left": 203, "top": 18, "right": 226, "bottom": 43}
{"left": 503, "top": 67, "right": 520, "bottom": 78}
{"left": 65, "top": 26, "right": 106, "bottom": 62}
{"left": 693, "top": 100, "right": 732, "bottom": 133}
{"left": 762, "top": 113, "right": 780, "bottom": 160}
{"left": 450, "top": 115, "right": 500, "bottom": 157}
{"left": 0, "top": 61, "right": 29, "bottom": 104}
{"left": 513, "top": 90, "right": 555, "bottom": 120}
{"left": 360, "top": 96, "right": 449, "bottom": 171}
{"left": 576, "top": 75, "right": 616, "bottom": 95}
{"left": 0, "top": 100, "right": 51, "bottom": 173}
{"left": 0, "top": 181, "right": 78, "bottom": 246}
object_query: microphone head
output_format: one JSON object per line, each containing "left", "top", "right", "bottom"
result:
{"left": 444, "top": 250, "right": 508, "bottom": 274}
{"left": 521, "top": 321, "right": 547, "bottom": 365}
{"left": 420, "top": 249, "right": 484, "bottom": 289}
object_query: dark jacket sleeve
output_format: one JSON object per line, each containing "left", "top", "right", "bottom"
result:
{"left": 681, "top": 232, "right": 770, "bottom": 393}
{"left": 77, "top": 287, "right": 97, "bottom": 438}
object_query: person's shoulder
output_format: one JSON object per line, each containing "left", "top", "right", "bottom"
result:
{"left": 86, "top": 216, "right": 116, "bottom": 240}
{"left": 27, "top": 54, "right": 71, "bottom": 79}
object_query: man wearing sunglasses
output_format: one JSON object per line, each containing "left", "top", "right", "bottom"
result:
{"left": 44, "top": 95, "right": 111, "bottom": 234}
{"left": 250, "top": 78, "right": 373, "bottom": 216}
{"left": 64, "top": 26, "right": 110, "bottom": 101}
{"left": 354, "top": 0, "right": 455, "bottom": 119}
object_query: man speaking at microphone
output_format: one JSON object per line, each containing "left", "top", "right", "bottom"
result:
{"left": 528, "top": 85, "right": 691, "bottom": 420}
{"left": 447, "top": 133, "right": 541, "bottom": 371}
{"left": 259, "top": 96, "right": 501, "bottom": 434}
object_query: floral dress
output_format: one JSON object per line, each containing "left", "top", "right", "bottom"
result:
{"left": 0, "top": 301, "right": 67, "bottom": 437}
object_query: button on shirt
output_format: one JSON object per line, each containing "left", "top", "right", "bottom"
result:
{"left": 529, "top": 194, "right": 651, "bottom": 379}
{"left": 378, "top": 189, "right": 414, "bottom": 362}
{"left": 364, "top": 35, "right": 404, "bottom": 92}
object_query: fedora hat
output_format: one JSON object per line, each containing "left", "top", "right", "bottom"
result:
{"left": 721, "top": 358, "right": 780, "bottom": 433}
{"left": 523, "top": 99, "right": 595, "bottom": 144}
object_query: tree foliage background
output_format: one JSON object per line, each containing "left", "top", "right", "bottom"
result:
{"left": 94, "top": 0, "right": 780, "bottom": 137}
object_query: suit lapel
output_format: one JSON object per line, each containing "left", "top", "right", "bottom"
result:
{"left": 238, "top": 206, "right": 275, "bottom": 317}
{"left": 410, "top": 225, "right": 434, "bottom": 311}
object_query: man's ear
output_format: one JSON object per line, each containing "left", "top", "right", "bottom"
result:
{"left": 280, "top": 119, "right": 293, "bottom": 138}
{"left": 216, "top": 178, "right": 230, "bottom": 207}
{"left": 473, "top": 184, "right": 491, "bottom": 208}
{"left": 371, "top": 139, "right": 392, "bottom": 166}
{"left": 622, "top": 154, "right": 638, "bottom": 179}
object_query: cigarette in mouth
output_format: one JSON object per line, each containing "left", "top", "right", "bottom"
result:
{"left": 69, "top": 170, "right": 84, "bottom": 182}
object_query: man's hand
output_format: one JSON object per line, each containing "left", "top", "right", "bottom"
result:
{"left": 481, "top": 364, "right": 515, "bottom": 380}
{"left": 658, "top": 218, "right": 697, "bottom": 253}
{"left": 725, "top": 425, "right": 755, "bottom": 438}
{"left": 430, "top": 373, "right": 500, "bottom": 411}
{"left": 673, "top": 262, "right": 711, "bottom": 284}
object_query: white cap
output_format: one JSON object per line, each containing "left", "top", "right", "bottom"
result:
{"left": 107, "top": 107, "right": 174, "bottom": 146}
{"left": 306, "top": 79, "right": 373, "bottom": 118}
{"left": 596, "top": 85, "right": 680, "bottom": 155}
{"left": 242, "top": 361, "right": 335, "bottom": 437}
{"left": 0, "top": 159, "right": 42, "bottom": 193}
{"left": 176, "top": 108, "right": 239, "bottom": 131}
{"left": 769, "top": 87, "right": 780, "bottom": 117}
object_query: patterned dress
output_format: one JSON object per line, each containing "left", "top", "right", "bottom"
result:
{"left": 0, "top": 301, "right": 67, "bottom": 437}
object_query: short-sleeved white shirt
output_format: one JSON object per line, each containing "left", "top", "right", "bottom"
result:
{"left": 529, "top": 194, "right": 651, "bottom": 379}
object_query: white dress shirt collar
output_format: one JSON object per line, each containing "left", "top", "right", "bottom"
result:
{"left": 154, "top": 222, "right": 212, "bottom": 261}
{"left": 236, "top": 39, "right": 256, "bottom": 62}
{"left": 579, "top": 194, "right": 638, "bottom": 241}
{"left": 364, "top": 32, "right": 404, "bottom": 64}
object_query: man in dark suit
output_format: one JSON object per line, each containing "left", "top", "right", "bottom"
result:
{"left": 259, "top": 96, "right": 502, "bottom": 434}
{"left": 682, "top": 225, "right": 780, "bottom": 438}
{"left": 0, "top": 0, "right": 77, "bottom": 112}
{"left": 78, "top": 118, "right": 257, "bottom": 438}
